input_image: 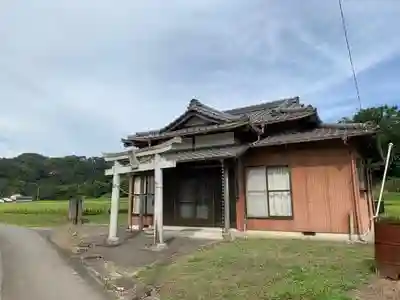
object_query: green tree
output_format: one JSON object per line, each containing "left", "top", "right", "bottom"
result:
{"left": 0, "top": 154, "right": 112, "bottom": 200}
{"left": 341, "top": 105, "right": 400, "bottom": 177}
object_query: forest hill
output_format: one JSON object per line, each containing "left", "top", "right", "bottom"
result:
{"left": 0, "top": 154, "right": 118, "bottom": 200}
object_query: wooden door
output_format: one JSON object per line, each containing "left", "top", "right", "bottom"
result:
{"left": 176, "top": 167, "right": 221, "bottom": 226}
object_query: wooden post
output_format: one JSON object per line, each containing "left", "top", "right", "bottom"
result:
{"left": 349, "top": 212, "right": 354, "bottom": 241}
{"left": 77, "top": 197, "right": 83, "bottom": 225}
{"left": 127, "top": 174, "right": 134, "bottom": 230}
{"left": 138, "top": 176, "right": 144, "bottom": 231}
{"left": 350, "top": 152, "right": 362, "bottom": 235}
{"left": 236, "top": 157, "right": 246, "bottom": 232}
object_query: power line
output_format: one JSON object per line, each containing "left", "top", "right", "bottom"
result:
{"left": 338, "top": 0, "right": 362, "bottom": 110}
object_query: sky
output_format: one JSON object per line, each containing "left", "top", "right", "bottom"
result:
{"left": 1, "top": 0, "right": 399, "bottom": 158}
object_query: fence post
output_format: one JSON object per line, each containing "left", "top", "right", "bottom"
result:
{"left": 77, "top": 197, "right": 84, "bottom": 225}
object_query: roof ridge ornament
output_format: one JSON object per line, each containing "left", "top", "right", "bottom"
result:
{"left": 189, "top": 98, "right": 201, "bottom": 107}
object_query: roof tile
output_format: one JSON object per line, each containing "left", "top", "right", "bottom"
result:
{"left": 128, "top": 120, "right": 249, "bottom": 141}
{"left": 126, "top": 97, "right": 316, "bottom": 142}
{"left": 252, "top": 123, "right": 377, "bottom": 147}
{"left": 163, "top": 145, "right": 248, "bottom": 163}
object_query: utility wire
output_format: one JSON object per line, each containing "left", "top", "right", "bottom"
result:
{"left": 338, "top": 0, "right": 362, "bottom": 110}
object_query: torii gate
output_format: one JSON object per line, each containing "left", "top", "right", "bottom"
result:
{"left": 103, "top": 137, "right": 182, "bottom": 247}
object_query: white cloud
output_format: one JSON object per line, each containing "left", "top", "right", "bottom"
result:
{"left": 0, "top": 0, "right": 399, "bottom": 157}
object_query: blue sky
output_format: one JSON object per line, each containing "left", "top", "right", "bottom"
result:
{"left": 1, "top": 0, "right": 399, "bottom": 157}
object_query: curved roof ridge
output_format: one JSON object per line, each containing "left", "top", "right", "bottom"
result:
{"left": 189, "top": 99, "right": 244, "bottom": 121}
{"left": 224, "top": 96, "right": 300, "bottom": 115}
{"left": 274, "top": 104, "right": 315, "bottom": 114}
{"left": 319, "top": 122, "right": 377, "bottom": 130}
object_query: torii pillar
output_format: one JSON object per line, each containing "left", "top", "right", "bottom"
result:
{"left": 153, "top": 154, "right": 165, "bottom": 247}
{"left": 108, "top": 161, "right": 121, "bottom": 244}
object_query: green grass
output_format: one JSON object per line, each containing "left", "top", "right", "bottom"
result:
{"left": 0, "top": 198, "right": 129, "bottom": 227}
{"left": 138, "top": 239, "right": 374, "bottom": 300}
{"left": 384, "top": 192, "right": 400, "bottom": 217}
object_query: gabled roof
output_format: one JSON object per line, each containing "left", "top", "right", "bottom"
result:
{"left": 134, "top": 99, "right": 246, "bottom": 137}
{"left": 125, "top": 96, "right": 317, "bottom": 143}
{"left": 252, "top": 122, "right": 378, "bottom": 147}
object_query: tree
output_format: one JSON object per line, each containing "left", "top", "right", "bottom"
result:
{"left": 341, "top": 105, "right": 400, "bottom": 177}
{"left": 0, "top": 154, "right": 112, "bottom": 200}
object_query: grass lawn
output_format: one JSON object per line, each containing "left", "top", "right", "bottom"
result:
{"left": 383, "top": 192, "right": 400, "bottom": 217}
{"left": 0, "top": 198, "right": 129, "bottom": 227}
{"left": 138, "top": 239, "right": 374, "bottom": 300}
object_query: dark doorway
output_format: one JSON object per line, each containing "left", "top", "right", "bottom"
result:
{"left": 164, "top": 162, "right": 222, "bottom": 227}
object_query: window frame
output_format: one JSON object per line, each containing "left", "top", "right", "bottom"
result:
{"left": 245, "top": 165, "right": 294, "bottom": 220}
{"left": 133, "top": 174, "right": 154, "bottom": 216}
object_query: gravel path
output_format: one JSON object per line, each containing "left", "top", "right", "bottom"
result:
{"left": 0, "top": 225, "right": 110, "bottom": 300}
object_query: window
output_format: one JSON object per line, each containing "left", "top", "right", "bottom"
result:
{"left": 133, "top": 175, "right": 154, "bottom": 215}
{"left": 245, "top": 166, "right": 292, "bottom": 218}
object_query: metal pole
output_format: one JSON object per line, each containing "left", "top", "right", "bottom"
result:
{"left": 374, "top": 142, "right": 394, "bottom": 218}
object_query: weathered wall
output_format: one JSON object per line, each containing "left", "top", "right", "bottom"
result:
{"left": 237, "top": 140, "right": 365, "bottom": 234}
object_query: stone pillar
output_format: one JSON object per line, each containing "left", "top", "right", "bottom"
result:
{"left": 154, "top": 154, "right": 166, "bottom": 248}
{"left": 108, "top": 162, "right": 120, "bottom": 244}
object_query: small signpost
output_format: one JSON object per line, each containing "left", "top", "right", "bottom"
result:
{"left": 68, "top": 196, "right": 83, "bottom": 225}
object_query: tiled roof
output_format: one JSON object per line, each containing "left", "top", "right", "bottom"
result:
{"left": 126, "top": 97, "right": 316, "bottom": 142}
{"left": 225, "top": 97, "right": 316, "bottom": 124}
{"left": 134, "top": 99, "right": 245, "bottom": 138}
{"left": 252, "top": 123, "right": 377, "bottom": 147}
{"left": 162, "top": 145, "right": 248, "bottom": 163}
{"left": 188, "top": 99, "right": 245, "bottom": 123}
{"left": 126, "top": 120, "right": 249, "bottom": 141}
